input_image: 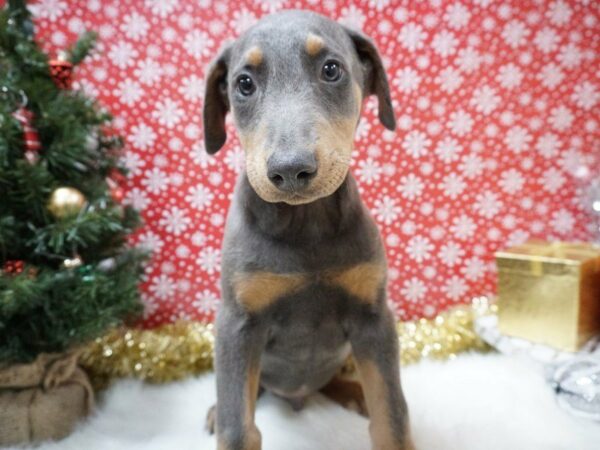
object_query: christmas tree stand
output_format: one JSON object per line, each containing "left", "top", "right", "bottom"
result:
{"left": 0, "top": 351, "right": 95, "bottom": 446}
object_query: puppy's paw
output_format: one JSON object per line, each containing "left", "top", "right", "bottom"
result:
{"left": 205, "top": 404, "right": 216, "bottom": 435}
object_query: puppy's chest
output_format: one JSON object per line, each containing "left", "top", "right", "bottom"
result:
{"left": 232, "top": 261, "right": 386, "bottom": 313}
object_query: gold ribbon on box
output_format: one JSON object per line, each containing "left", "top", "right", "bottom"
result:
{"left": 80, "top": 298, "right": 495, "bottom": 386}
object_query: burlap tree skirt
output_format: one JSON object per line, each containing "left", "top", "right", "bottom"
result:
{"left": 0, "top": 351, "right": 95, "bottom": 446}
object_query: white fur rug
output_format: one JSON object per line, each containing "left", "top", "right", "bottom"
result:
{"left": 11, "top": 353, "right": 600, "bottom": 450}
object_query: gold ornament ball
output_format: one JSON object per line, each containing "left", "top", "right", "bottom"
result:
{"left": 48, "top": 187, "right": 87, "bottom": 219}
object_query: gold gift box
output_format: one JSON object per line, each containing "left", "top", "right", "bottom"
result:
{"left": 496, "top": 241, "right": 600, "bottom": 352}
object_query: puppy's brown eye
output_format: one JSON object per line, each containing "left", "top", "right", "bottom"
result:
{"left": 237, "top": 75, "right": 255, "bottom": 96}
{"left": 321, "top": 61, "right": 342, "bottom": 82}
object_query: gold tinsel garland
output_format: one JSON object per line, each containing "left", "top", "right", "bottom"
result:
{"left": 80, "top": 298, "right": 495, "bottom": 386}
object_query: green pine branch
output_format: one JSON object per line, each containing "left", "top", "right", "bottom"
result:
{"left": 0, "top": 1, "right": 145, "bottom": 364}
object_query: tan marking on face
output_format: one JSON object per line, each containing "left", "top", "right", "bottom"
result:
{"left": 233, "top": 271, "right": 307, "bottom": 312}
{"left": 245, "top": 46, "right": 263, "bottom": 66}
{"left": 354, "top": 360, "right": 402, "bottom": 450}
{"left": 239, "top": 124, "right": 278, "bottom": 202}
{"left": 241, "top": 111, "right": 360, "bottom": 205}
{"left": 305, "top": 33, "right": 324, "bottom": 55}
{"left": 328, "top": 261, "right": 385, "bottom": 304}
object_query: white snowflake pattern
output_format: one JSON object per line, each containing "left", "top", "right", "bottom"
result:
{"left": 442, "top": 276, "right": 468, "bottom": 300}
{"left": 394, "top": 67, "right": 421, "bottom": 93}
{"left": 356, "top": 158, "right": 382, "bottom": 184}
{"left": 149, "top": 275, "right": 176, "bottom": 300}
{"left": 432, "top": 30, "right": 459, "bottom": 57}
{"left": 122, "top": 12, "right": 149, "bottom": 40}
{"left": 434, "top": 137, "right": 462, "bottom": 163}
{"left": 159, "top": 207, "right": 191, "bottom": 235}
{"left": 505, "top": 126, "right": 532, "bottom": 153}
{"left": 435, "top": 67, "right": 463, "bottom": 93}
{"left": 550, "top": 209, "right": 574, "bottom": 233}
{"left": 137, "top": 231, "right": 164, "bottom": 253}
{"left": 440, "top": 173, "right": 466, "bottom": 198}
{"left": 373, "top": 196, "right": 402, "bottom": 225}
{"left": 444, "top": 3, "right": 471, "bottom": 30}
{"left": 536, "top": 133, "right": 561, "bottom": 158}
{"left": 179, "top": 75, "right": 204, "bottom": 102}
{"left": 108, "top": 42, "right": 138, "bottom": 69}
{"left": 499, "top": 169, "right": 525, "bottom": 194}
{"left": 124, "top": 187, "right": 150, "bottom": 210}
{"left": 447, "top": 110, "right": 473, "bottom": 136}
{"left": 231, "top": 9, "right": 258, "bottom": 35}
{"left": 470, "top": 85, "right": 500, "bottom": 115}
{"left": 497, "top": 63, "right": 523, "bottom": 89}
{"left": 402, "top": 130, "right": 431, "bottom": 158}
{"left": 192, "top": 289, "right": 220, "bottom": 315}
{"left": 141, "top": 168, "right": 169, "bottom": 193}
{"left": 184, "top": 30, "right": 214, "bottom": 58}
{"left": 129, "top": 123, "right": 157, "bottom": 150}
{"left": 557, "top": 43, "right": 583, "bottom": 68}
{"left": 474, "top": 191, "right": 503, "bottom": 218}
{"left": 114, "top": 79, "right": 143, "bottom": 106}
{"left": 460, "top": 154, "right": 485, "bottom": 178}
{"left": 145, "top": 0, "right": 178, "bottom": 18}
{"left": 541, "top": 167, "right": 566, "bottom": 193}
{"left": 153, "top": 99, "right": 183, "bottom": 128}
{"left": 406, "top": 235, "right": 434, "bottom": 263}
{"left": 398, "top": 23, "right": 427, "bottom": 52}
{"left": 186, "top": 184, "right": 214, "bottom": 210}
{"left": 439, "top": 242, "right": 465, "bottom": 267}
{"left": 398, "top": 174, "right": 424, "bottom": 200}
{"left": 502, "top": 20, "right": 530, "bottom": 48}
{"left": 338, "top": 5, "right": 366, "bottom": 30}
{"left": 197, "top": 247, "right": 221, "bottom": 275}
{"left": 456, "top": 47, "right": 482, "bottom": 73}
{"left": 533, "top": 27, "right": 559, "bottom": 53}
{"left": 538, "top": 63, "right": 565, "bottom": 89}
{"left": 400, "top": 277, "right": 427, "bottom": 303}
{"left": 461, "top": 257, "right": 486, "bottom": 281}
{"left": 547, "top": 1, "right": 572, "bottom": 26}
{"left": 31, "top": 0, "right": 67, "bottom": 21}
{"left": 135, "top": 58, "right": 163, "bottom": 85}
{"left": 549, "top": 106, "right": 574, "bottom": 131}
{"left": 571, "top": 81, "right": 599, "bottom": 111}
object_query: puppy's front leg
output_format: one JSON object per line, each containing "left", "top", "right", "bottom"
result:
{"left": 215, "top": 305, "right": 267, "bottom": 450}
{"left": 349, "top": 304, "right": 414, "bottom": 450}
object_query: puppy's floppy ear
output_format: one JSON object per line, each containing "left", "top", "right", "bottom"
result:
{"left": 203, "top": 45, "right": 232, "bottom": 154}
{"left": 344, "top": 27, "right": 396, "bottom": 131}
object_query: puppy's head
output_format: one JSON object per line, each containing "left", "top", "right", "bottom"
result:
{"left": 203, "top": 11, "right": 395, "bottom": 205}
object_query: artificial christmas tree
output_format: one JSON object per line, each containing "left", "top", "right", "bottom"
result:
{"left": 0, "top": 0, "right": 144, "bottom": 444}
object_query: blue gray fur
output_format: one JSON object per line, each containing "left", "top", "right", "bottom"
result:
{"left": 203, "top": 10, "right": 413, "bottom": 450}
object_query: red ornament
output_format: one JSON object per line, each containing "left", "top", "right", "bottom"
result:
{"left": 107, "top": 169, "right": 127, "bottom": 203}
{"left": 49, "top": 57, "right": 74, "bottom": 89}
{"left": 3, "top": 260, "right": 25, "bottom": 275}
{"left": 12, "top": 107, "right": 41, "bottom": 164}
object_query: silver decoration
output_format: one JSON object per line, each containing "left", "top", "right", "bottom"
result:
{"left": 551, "top": 340, "right": 600, "bottom": 422}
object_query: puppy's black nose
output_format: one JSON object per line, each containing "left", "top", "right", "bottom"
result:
{"left": 267, "top": 152, "right": 317, "bottom": 192}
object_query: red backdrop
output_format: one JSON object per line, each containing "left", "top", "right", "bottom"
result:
{"left": 29, "top": 0, "right": 599, "bottom": 326}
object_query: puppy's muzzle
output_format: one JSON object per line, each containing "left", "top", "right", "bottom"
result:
{"left": 267, "top": 151, "right": 317, "bottom": 193}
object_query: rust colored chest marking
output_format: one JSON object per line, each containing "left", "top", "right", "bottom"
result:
{"left": 233, "top": 272, "right": 308, "bottom": 312}
{"left": 327, "top": 261, "right": 386, "bottom": 305}
{"left": 233, "top": 261, "right": 385, "bottom": 312}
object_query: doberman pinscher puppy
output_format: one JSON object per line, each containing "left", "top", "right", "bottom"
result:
{"left": 202, "top": 10, "right": 414, "bottom": 450}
